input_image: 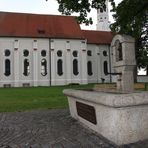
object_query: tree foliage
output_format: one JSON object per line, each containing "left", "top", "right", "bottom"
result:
{"left": 56, "top": 0, "right": 115, "bottom": 25}
{"left": 55, "top": 0, "right": 148, "bottom": 74}
{"left": 110, "top": 0, "right": 148, "bottom": 75}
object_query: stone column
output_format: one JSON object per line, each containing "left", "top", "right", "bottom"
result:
{"left": 111, "top": 34, "right": 136, "bottom": 93}
{"left": 33, "top": 40, "right": 38, "bottom": 86}
{"left": 14, "top": 40, "right": 19, "bottom": 87}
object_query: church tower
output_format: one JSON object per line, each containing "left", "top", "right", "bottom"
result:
{"left": 96, "top": 0, "right": 110, "bottom": 31}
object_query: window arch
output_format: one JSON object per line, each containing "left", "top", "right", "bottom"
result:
{"left": 73, "top": 59, "right": 79, "bottom": 75}
{"left": 5, "top": 59, "right": 11, "bottom": 76}
{"left": 104, "top": 61, "right": 108, "bottom": 75}
{"left": 87, "top": 61, "right": 93, "bottom": 76}
{"left": 41, "top": 59, "right": 47, "bottom": 76}
{"left": 57, "top": 59, "right": 63, "bottom": 76}
{"left": 23, "top": 59, "right": 30, "bottom": 76}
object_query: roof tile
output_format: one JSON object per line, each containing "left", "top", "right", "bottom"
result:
{"left": 0, "top": 12, "right": 84, "bottom": 39}
{"left": 82, "top": 30, "right": 113, "bottom": 45}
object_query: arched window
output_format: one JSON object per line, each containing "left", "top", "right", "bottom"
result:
{"left": 73, "top": 59, "right": 79, "bottom": 75}
{"left": 57, "top": 59, "right": 63, "bottom": 76}
{"left": 87, "top": 61, "right": 93, "bottom": 76}
{"left": 41, "top": 59, "right": 47, "bottom": 76}
{"left": 23, "top": 59, "right": 30, "bottom": 76}
{"left": 5, "top": 59, "right": 11, "bottom": 76}
{"left": 104, "top": 61, "right": 108, "bottom": 75}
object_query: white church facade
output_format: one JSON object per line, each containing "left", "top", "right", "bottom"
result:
{"left": 0, "top": 0, "right": 146, "bottom": 88}
{"left": 0, "top": 11, "right": 114, "bottom": 87}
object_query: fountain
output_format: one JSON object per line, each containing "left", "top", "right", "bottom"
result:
{"left": 63, "top": 34, "right": 148, "bottom": 145}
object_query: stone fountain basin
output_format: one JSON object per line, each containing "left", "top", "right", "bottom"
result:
{"left": 63, "top": 89, "right": 148, "bottom": 145}
{"left": 64, "top": 89, "right": 148, "bottom": 108}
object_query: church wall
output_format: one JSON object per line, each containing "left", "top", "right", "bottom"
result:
{"left": 0, "top": 37, "right": 50, "bottom": 87}
{"left": 50, "top": 39, "right": 88, "bottom": 86}
{"left": 0, "top": 37, "right": 112, "bottom": 87}
{"left": 0, "top": 39, "right": 14, "bottom": 87}
{"left": 87, "top": 44, "right": 111, "bottom": 83}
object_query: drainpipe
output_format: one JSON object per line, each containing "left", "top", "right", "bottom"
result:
{"left": 49, "top": 39, "right": 51, "bottom": 86}
{"left": 108, "top": 45, "right": 112, "bottom": 83}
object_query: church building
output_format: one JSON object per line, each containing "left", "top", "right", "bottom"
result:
{"left": 0, "top": 3, "right": 114, "bottom": 87}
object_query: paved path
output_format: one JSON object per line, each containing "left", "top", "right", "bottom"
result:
{"left": 0, "top": 109, "right": 148, "bottom": 148}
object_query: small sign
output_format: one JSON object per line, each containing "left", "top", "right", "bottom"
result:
{"left": 76, "top": 102, "right": 97, "bottom": 125}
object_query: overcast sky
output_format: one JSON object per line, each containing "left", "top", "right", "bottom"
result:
{"left": 0, "top": 0, "right": 122, "bottom": 30}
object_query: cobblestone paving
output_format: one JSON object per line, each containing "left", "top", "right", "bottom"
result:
{"left": 0, "top": 109, "right": 148, "bottom": 148}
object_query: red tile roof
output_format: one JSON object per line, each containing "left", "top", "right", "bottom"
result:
{"left": 82, "top": 30, "right": 114, "bottom": 45}
{"left": 0, "top": 12, "right": 84, "bottom": 39}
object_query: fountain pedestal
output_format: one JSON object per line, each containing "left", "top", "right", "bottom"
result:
{"left": 64, "top": 89, "right": 148, "bottom": 145}
{"left": 64, "top": 34, "right": 148, "bottom": 145}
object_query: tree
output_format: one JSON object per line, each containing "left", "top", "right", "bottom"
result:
{"left": 110, "top": 0, "right": 148, "bottom": 75}
{"left": 54, "top": 0, "right": 148, "bottom": 75}
{"left": 56, "top": 0, "right": 115, "bottom": 24}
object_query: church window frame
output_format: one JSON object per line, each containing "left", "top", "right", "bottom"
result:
{"left": 23, "top": 59, "right": 30, "bottom": 76}
{"left": 73, "top": 59, "right": 79, "bottom": 76}
{"left": 41, "top": 59, "right": 47, "bottom": 76}
{"left": 57, "top": 59, "right": 63, "bottom": 76}
{"left": 87, "top": 61, "right": 93, "bottom": 76}
{"left": 4, "top": 59, "right": 11, "bottom": 76}
{"left": 104, "top": 61, "right": 108, "bottom": 75}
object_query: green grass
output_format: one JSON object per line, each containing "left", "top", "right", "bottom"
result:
{"left": 0, "top": 83, "right": 147, "bottom": 113}
{"left": 0, "top": 84, "right": 94, "bottom": 113}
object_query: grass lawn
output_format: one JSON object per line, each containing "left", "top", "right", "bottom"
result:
{"left": 0, "top": 84, "right": 94, "bottom": 112}
{"left": 0, "top": 83, "right": 147, "bottom": 113}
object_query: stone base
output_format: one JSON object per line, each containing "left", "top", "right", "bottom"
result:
{"left": 63, "top": 89, "right": 148, "bottom": 146}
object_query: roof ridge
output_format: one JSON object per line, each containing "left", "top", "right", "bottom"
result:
{"left": 0, "top": 11, "right": 75, "bottom": 18}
